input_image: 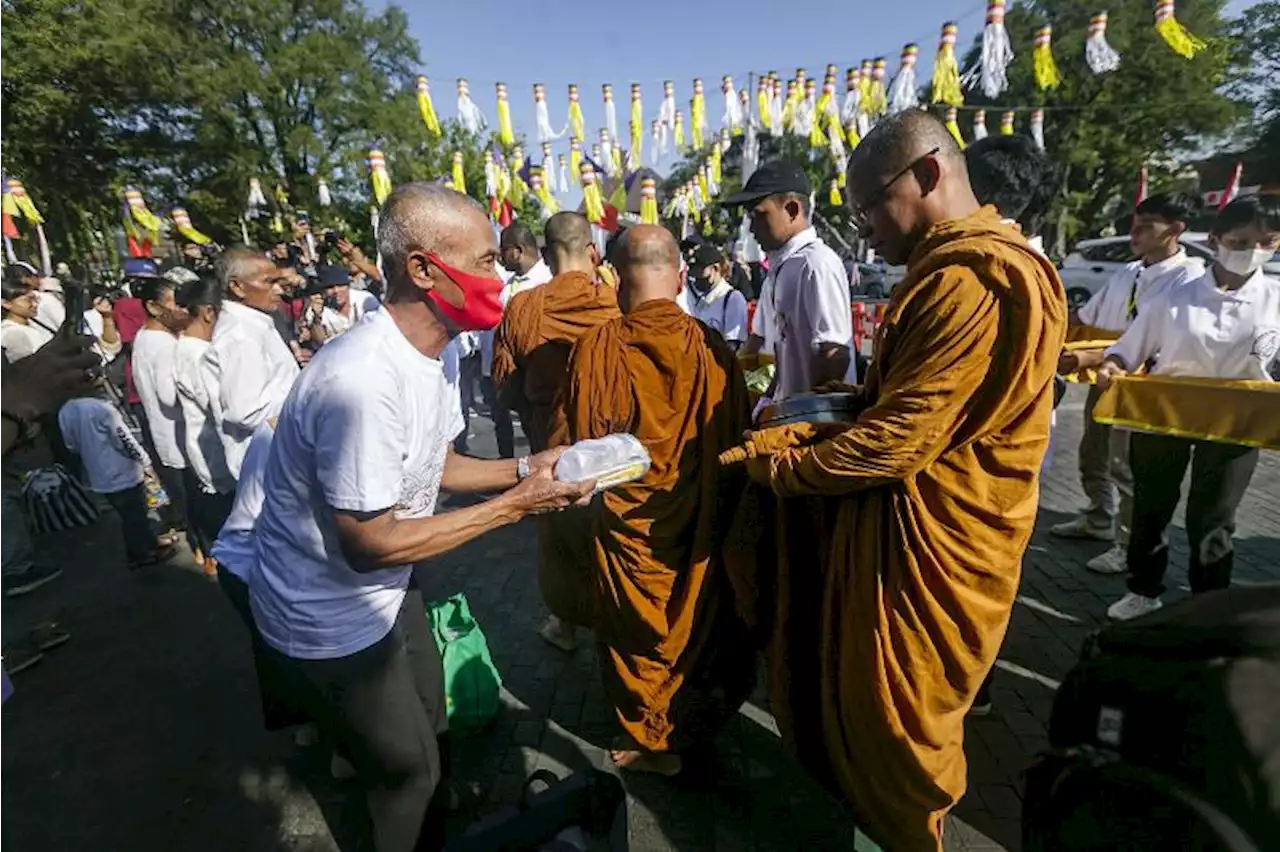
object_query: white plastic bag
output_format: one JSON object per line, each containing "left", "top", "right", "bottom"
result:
{"left": 553, "top": 434, "right": 651, "bottom": 493}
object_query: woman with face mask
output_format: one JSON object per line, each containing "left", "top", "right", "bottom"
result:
{"left": 1097, "top": 196, "right": 1280, "bottom": 621}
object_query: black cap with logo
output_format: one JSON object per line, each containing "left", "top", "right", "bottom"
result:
{"left": 721, "top": 160, "right": 812, "bottom": 207}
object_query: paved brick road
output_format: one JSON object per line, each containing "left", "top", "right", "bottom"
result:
{"left": 3, "top": 385, "right": 1276, "bottom": 851}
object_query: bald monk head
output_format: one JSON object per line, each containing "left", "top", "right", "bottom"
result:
{"left": 611, "top": 225, "right": 683, "bottom": 314}
{"left": 543, "top": 211, "right": 601, "bottom": 278}
{"left": 846, "top": 110, "right": 980, "bottom": 266}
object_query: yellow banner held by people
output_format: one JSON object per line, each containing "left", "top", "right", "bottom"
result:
{"left": 1094, "top": 374, "right": 1280, "bottom": 450}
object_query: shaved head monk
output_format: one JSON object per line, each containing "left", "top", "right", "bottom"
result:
{"left": 742, "top": 110, "right": 1066, "bottom": 849}
{"left": 558, "top": 225, "right": 754, "bottom": 775}
{"left": 492, "top": 211, "right": 620, "bottom": 650}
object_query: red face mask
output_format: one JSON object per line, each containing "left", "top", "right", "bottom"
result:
{"left": 424, "top": 252, "right": 504, "bottom": 332}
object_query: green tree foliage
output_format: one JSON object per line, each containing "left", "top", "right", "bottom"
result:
{"left": 960, "top": 0, "right": 1241, "bottom": 246}
{"left": 1225, "top": 1, "right": 1280, "bottom": 183}
{"left": 1, "top": 0, "right": 515, "bottom": 257}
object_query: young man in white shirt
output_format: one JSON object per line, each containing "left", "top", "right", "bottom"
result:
{"left": 59, "top": 389, "right": 174, "bottom": 567}
{"left": 1098, "top": 196, "right": 1280, "bottom": 620}
{"left": 131, "top": 275, "right": 193, "bottom": 546}
{"left": 250, "top": 183, "right": 594, "bottom": 852}
{"left": 1052, "top": 192, "right": 1205, "bottom": 560}
{"left": 479, "top": 223, "right": 552, "bottom": 458}
{"left": 203, "top": 247, "right": 301, "bottom": 486}
{"left": 306, "top": 264, "right": 381, "bottom": 346}
{"left": 724, "top": 160, "right": 854, "bottom": 405}
{"left": 683, "top": 243, "right": 750, "bottom": 350}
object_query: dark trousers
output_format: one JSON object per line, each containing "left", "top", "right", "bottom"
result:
{"left": 1078, "top": 384, "right": 1115, "bottom": 526}
{"left": 216, "top": 566, "right": 308, "bottom": 731}
{"left": 131, "top": 399, "right": 189, "bottom": 534}
{"left": 454, "top": 355, "right": 480, "bottom": 454}
{"left": 1126, "top": 433, "right": 1259, "bottom": 598}
{"left": 262, "top": 586, "right": 450, "bottom": 852}
{"left": 188, "top": 484, "right": 234, "bottom": 561}
{"left": 104, "top": 483, "right": 156, "bottom": 564}
{"left": 480, "top": 376, "right": 515, "bottom": 459}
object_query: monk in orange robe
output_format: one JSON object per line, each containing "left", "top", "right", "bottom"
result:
{"left": 492, "top": 211, "right": 620, "bottom": 649}
{"left": 559, "top": 225, "right": 754, "bottom": 775}
{"left": 730, "top": 111, "right": 1067, "bottom": 850}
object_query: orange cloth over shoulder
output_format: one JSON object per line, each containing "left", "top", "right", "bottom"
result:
{"left": 561, "top": 300, "right": 755, "bottom": 753}
{"left": 491, "top": 270, "right": 620, "bottom": 452}
{"left": 491, "top": 270, "right": 620, "bottom": 627}
{"left": 740, "top": 208, "right": 1067, "bottom": 851}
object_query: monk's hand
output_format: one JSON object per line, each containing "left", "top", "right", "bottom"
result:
{"left": 1096, "top": 360, "right": 1126, "bottom": 391}
{"left": 528, "top": 446, "right": 569, "bottom": 475}
{"left": 812, "top": 380, "right": 860, "bottom": 395}
{"left": 504, "top": 465, "right": 596, "bottom": 516}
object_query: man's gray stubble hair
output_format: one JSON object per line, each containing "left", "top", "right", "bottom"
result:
{"left": 376, "top": 182, "right": 487, "bottom": 296}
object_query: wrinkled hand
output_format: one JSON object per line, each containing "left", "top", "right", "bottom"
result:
{"left": 1096, "top": 360, "right": 1126, "bottom": 391}
{"left": 505, "top": 465, "right": 595, "bottom": 515}
{"left": 528, "top": 446, "right": 568, "bottom": 475}
{"left": 2, "top": 335, "right": 100, "bottom": 422}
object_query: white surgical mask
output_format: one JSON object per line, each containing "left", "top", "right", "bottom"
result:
{"left": 1216, "top": 245, "right": 1272, "bottom": 277}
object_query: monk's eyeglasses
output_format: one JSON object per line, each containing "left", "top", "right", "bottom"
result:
{"left": 850, "top": 146, "right": 941, "bottom": 234}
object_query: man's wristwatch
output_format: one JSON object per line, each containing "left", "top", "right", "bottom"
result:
{"left": 516, "top": 456, "right": 531, "bottom": 481}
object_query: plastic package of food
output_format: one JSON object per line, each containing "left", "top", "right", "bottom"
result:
{"left": 553, "top": 434, "right": 651, "bottom": 493}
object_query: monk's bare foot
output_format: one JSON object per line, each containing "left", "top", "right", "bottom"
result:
{"left": 610, "top": 749, "right": 682, "bottom": 776}
{"left": 538, "top": 616, "right": 579, "bottom": 652}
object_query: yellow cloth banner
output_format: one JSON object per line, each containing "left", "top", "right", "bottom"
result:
{"left": 1093, "top": 375, "right": 1280, "bottom": 450}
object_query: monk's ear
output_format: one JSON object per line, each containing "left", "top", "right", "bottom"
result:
{"left": 916, "top": 156, "right": 943, "bottom": 195}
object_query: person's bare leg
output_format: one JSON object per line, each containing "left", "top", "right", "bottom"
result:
{"left": 537, "top": 615, "right": 579, "bottom": 652}
{"left": 609, "top": 748, "right": 682, "bottom": 776}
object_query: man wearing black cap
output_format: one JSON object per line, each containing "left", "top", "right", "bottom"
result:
{"left": 684, "top": 244, "right": 750, "bottom": 351}
{"left": 723, "top": 160, "right": 853, "bottom": 404}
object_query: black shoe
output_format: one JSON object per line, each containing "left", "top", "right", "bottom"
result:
{"left": 4, "top": 564, "right": 63, "bottom": 598}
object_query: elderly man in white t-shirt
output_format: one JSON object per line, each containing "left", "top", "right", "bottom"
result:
{"left": 724, "top": 160, "right": 854, "bottom": 408}
{"left": 249, "top": 183, "right": 593, "bottom": 852}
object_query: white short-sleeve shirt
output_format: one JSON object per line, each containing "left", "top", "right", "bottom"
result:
{"left": 250, "top": 308, "right": 465, "bottom": 660}
{"left": 1078, "top": 251, "right": 1205, "bottom": 333}
{"left": 684, "top": 281, "right": 750, "bottom": 344}
{"left": 132, "top": 328, "right": 187, "bottom": 469}
{"left": 173, "top": 336, "right": 232, "bottom": 494}
{"left": 767, "top": 228, "right": 855, "bottom": 399}
{"left": 1105, "top": 267, "right": 1280, "bottom": 381}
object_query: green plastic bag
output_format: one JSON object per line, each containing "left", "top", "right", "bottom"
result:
{"left": 427, "top": 593, "right": 503, "bottom": 733}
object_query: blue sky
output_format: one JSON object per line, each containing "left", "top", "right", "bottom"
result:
{"left": 396, "top": 0, "right": 1258, "bottom": 202}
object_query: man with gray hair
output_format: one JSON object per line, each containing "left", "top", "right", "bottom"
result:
{"left": 201, "top": 246, "right": 299, "bottom": 485}
{"left": 248, "top": 183, "right": 594, "bottom": 852}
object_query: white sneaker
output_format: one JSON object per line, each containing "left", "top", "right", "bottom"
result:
{"left": 1107, "top": 592, "right": 1163, "bottom": 621}
{"left": 1050, "top": 515, "right": 1115, "bottom": 541}
{"left": 1086, "top": 545, "right": 1128, "bottom": 575}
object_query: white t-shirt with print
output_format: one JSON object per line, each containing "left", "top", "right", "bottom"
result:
{"left": 131, "top": 328, "right": 187, "bottom": 470}
{"left": 58, "top": 397, "right": 149, "bottom": 493}
{"left": 1106, "top": 267, "right": 1280, "bottom": 381}
{"left": 250, "top": 308, "right": 465, "bottom": 660}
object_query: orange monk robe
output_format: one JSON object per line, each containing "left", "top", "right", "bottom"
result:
{"left": 491, "top": 271, "right": 620, "bottom": 453}
{"left": 492, "top": 271, "right": 620, "bottom": 627}
{"left": 560, "top": 300, "right": 755, "bottom": 752}
{"left": 756, "top": 208, "right": 1066, "bottom": 851}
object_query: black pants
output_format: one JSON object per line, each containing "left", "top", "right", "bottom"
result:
{"left": 1127, "top": 433, "right": 1259, "bottom": 598}
{"left": 216, "top": 566, "right": 308, "bottom": 731}
{"left": 130, "top": 401, "right": 186, "bottom": 534}
{"left": 480, "top": 376, "right": 515, "bottom": 459}
{"left": 104, "top": 483, "right": 156, "bottom": 564}
{"left": 262, "top": 586, "right": 450, "bottom": 852}
{"left": 188, "top": 483, "right": 234, "bottom": 561}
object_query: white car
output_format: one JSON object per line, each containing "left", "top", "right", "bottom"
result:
{"left": 1058, "top": 233, "right": 1215, "bottom": 309}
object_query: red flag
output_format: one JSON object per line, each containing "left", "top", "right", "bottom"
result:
{"left": 1135, "top": 165, "right": 1149, "bottom": 206}
{"left": 1218, "top": 161, "right": 1243, "bottom": 211}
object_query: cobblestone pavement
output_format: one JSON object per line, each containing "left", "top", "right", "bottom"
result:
{"left": 3, "top": 385, "right": 1277, "bottom": 851}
